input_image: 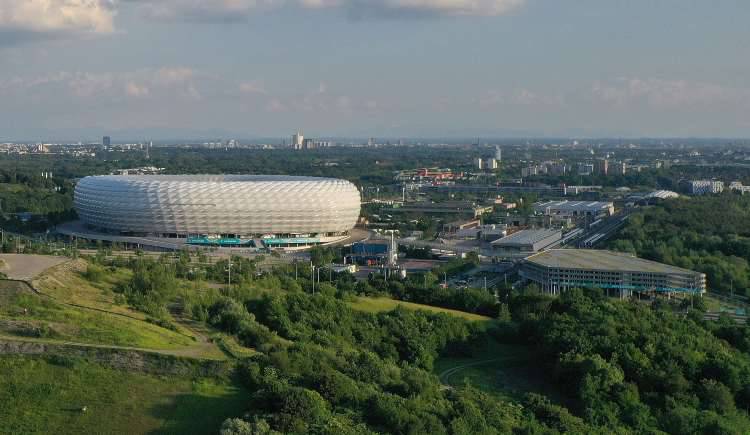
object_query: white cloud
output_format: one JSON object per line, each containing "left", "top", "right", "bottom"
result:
{"left": 0, "top": 67, "right": 201, "bottom": 101}
{"left": 0, "top": 0, "right": 115, "bottom": 34}
{"left": 591, "top": 77, "right": 750, "bottom": 110}
{"left": 127, "top": 0, "right": 523, "bottom": 21}
{"left": 478, "top": 88, "right": 563, "bottom": 108}
{"left": 331, "top": 0, "right": 525, "bottom": 17}
{"left": 125, "top": 81, "right": 150, "bottom": 97}
{"left": 239, "top": 81, "right": 266, "bottom": 94}
{"left": 129, "top": 0, "right": 282, "bottom": 21}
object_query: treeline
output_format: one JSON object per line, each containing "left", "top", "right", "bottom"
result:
{"left": 609, "top": 195, "right": 750, "bottom": 295}
{"left": 211, "top": 292, "right": 595, "bottom": 434}
{"left": 356, "top": 272, "right": 498, "bottom": 317}
{"left": 83, "top": 251, "right": 750, "bottom": 433}
{"left": 509, "top": 288, "right": 750, "bottom": 433}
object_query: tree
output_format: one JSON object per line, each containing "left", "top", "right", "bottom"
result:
{"left": 699, "top": 379, "right": 735, "bottom": 414}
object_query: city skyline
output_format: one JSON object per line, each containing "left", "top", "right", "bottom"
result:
{"left": 1, "top": 0, "right": 749, "bottom": 140}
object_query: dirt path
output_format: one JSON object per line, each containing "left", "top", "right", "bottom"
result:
{"left": 0, "top": 333, "right": 226, "bottom": 360}
{"left": 438, "top": 358, "right": 505, "bottom": 384}
{"left": 0, "top": 254, "right": 68, "bottom": 280}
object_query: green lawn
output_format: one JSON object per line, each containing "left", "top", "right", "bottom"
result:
{"left": 33, "top": 260, "right": 138, "bottom": 318}
{"left": 0, "top": 355, "right": 247, "bottom": 435}
{"left": 434, "top": 341, "right": 565, "bottom": 403}
{"left": 348, "top": 296, "right": 493, "bottom": 322}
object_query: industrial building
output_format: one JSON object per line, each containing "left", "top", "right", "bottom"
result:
{"left": 348, "top": 239, "right": 396, "bottom": 266}
{"left": 491, "top": 229, "right": 562, "bottom": 258}
{"left": 422, "top": 183, "right": 566, "bottom": 197}
{"left": 73, "top": 175, "right": 361, "bottom": 248}
{"left": 391, "top": 201, "right": 493, "bottom": 218}
{"left": 534, "top": 200, "right": 614, "bottom": 218}
{"left": 521, "top": 249, "right": 706, "bottom": 295}
{"left": 643, "top": 190, "right": 680, "bottom": 200}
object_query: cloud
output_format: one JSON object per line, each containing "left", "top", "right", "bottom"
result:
{"left": 125, "top": 0, "right": 523, "bottom": 21}
{"left": 0, "top": 0, "right": 116, "bottom": 35}
{"left": 240, "top": 81, "right": 267, "bottom": 94}
{"left": 126, "top": 0, "right": 282, "bottom": 22}
{"left": 308, "top": 0, "right": 525, "bottom": 18}
{"left": 125, "top": 81, "right": 150, "bottom": 97}
{"left": 591, "top": 77, "right": 750, "bottom": 110}
{"left": 0, "top": 67, "right": 201, "bottom": 101}
{"left": 478, "top": 88, "right": 563, "bottom": 109}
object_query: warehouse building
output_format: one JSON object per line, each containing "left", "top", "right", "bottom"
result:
{"left": 534, "top": 200, "right": 614, "bottom": 218}
{"left": 521, "top": 249, "right": 706, "bottom": 296}
{"left": 491, "top": 229, "right": 562, "bottom": 258}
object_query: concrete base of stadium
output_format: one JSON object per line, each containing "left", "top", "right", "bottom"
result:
{"left": 56, "top": 221, "right": 368, "bottom": 253}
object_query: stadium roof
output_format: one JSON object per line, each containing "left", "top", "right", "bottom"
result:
{"left": 491, "top": 229, "right": 561, "bottom": 246}
{"left": 525, "top": 249, "right": 701, "bottom": 275}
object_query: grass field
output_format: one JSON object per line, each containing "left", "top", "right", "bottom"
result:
{"left": 434, "top": 340, "right": 565, "bottom": 403}
{"left": 0, "top": 280, "right": 197, "bottom": 350}
{"left": 348, "top": 296, "right": 493, "bottom": 322}
{"left": 33, "top": 260, "right": 138, "bottom": 317}
{"left": 0, "top": 355, "right": 247, "bottom": 435}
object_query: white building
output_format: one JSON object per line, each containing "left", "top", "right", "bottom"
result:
{"left": 74, "top": 175, "right": 361, "bottom": 242}
{"left": 688, "top": 180, "right": 724, "bottom": 195}
{"left": 475, "top": 157, "right": 498, "bottom": 171}
{"left": 292, "top": 132, "right": 304, "bottom": 149}
{"left": 729, "top": 182, "right": 750, "bottom": 194}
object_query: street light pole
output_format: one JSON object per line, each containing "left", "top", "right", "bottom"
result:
{"left": 226, "top": 256, "right": 233, "bottom": 290}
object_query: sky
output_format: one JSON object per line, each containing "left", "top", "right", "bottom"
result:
{"left": 0, "top": 0, "right": 749, "bottom": 141}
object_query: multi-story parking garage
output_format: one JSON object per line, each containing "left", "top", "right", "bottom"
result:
{"left": 521, "top": 249, "right": 706, "bottom": 296}
{"left": 72, "top": 175, "right": 361, "bottom": 249}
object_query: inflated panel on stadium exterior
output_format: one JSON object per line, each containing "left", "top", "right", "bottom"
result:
{"left": 74, "top": 175, "right": 361, "bottom": 235}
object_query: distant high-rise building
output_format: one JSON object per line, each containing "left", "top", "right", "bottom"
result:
{"left": 102, "top": 136, "right": 111, "bottom": 147}
{"left": 547, "top": 162, "right": 567, "bottom": 176}
{"left": 595, "top": 159, "right": 608, "bottom": 175}
{"left": 495, "top": 146, "right": 502, "bottom": 162}
{"left": 292, "top": 132, "right": 304, "bottom": 150}
{"left": 368, "top": 137, "right": 375, "bottom": 147}
{"left": 475, "top": 157, "right": 498, "bottom": 171}
{"left": 521, "top": 166, "right": 539, "bottom": 177}
{"left": 577, "top": 163, "right": 594, "bottom": 176}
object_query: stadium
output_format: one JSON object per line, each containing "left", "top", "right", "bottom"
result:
{"left": 70, "top": 175, "right": 361, "bottom": 250}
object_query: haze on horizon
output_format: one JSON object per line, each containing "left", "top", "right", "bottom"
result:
{"left": 0, "top": 0, "right": 748, "bottom": 141}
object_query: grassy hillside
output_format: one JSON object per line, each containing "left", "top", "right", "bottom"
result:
{"left": 33, "top": 260, "right": 137, "bottom": 317}
{"left": 348, "top": 296, "right": 493, "bottom": 322}
{"left": 434, "top": 341, "right": 565, "bottom": 403}
{"left": 0, "top": 355, "right": 246, "bottom": 435}
{"left": 0, "top": 280, "right": 196, "bottom": 350}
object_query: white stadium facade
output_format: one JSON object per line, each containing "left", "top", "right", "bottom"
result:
{"left": 70, "top": 175, "right": 362, "bottom": 250}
